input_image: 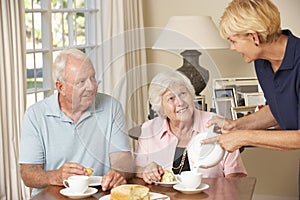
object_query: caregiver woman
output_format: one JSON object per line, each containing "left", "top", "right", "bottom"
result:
{"left": 202, "top": 0, "right": 300, "bottom": 198}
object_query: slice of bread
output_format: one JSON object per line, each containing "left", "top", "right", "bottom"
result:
{"left": 110, "top": 184, "right": 150, "bottom": 200}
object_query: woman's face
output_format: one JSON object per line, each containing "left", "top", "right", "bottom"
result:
{"left": 161, "top": 84, "right": 194, "bottom": 123}
{"left": 228, "top": 34, "right": 260, "bottom": 63}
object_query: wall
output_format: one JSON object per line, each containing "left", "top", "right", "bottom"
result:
{"left": 142, "top": 0, "right": 300, "bottom": 199}
{"left": 143, "top": 0, "right": 300, "bottom": 109}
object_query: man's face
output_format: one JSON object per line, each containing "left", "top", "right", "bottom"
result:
{"left": 60, "top": 57, "right": 98, "bottom": 113}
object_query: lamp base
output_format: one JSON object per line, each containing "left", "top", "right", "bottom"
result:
{"left": 177, "top": 50, "right": 209, "bottom": 95}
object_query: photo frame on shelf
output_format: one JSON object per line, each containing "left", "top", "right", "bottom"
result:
{"left": 244, "top": 92, "right": 265, "bottom": 106}
{"left": 231, "top": 106, "right": 257, "bottom": 120}
{"left": 213, "top": 77, "right": 259, "bottom": 92}
{"left": 214, "top": 87, "right": 237, "bottom": 106}
{"left": 213, "top": 77, "right": 262, "bottom": 108}
{"left": 215, "top": 97, "right": 235, "bottom": 119}
{"left": 194, "top": 95, "right": 206, "bottom": 111}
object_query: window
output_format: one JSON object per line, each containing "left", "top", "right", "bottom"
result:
{"left": 25, "top": 0, "right": 100, "bottom": 108}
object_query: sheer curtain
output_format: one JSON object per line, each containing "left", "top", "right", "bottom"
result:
{"left": 99, "top": 0, "right": 148, "bottom": 128}
{"left": 0, "top": 0, "right": 30, "bottom": 199}
{"left": 0, "top": 0, "right": 147, "bottom": 199}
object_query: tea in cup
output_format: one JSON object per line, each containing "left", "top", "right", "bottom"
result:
{"left": 176, "top": 171, "right": 202, "bottom": 189}
{"left": 63, "top": 175, "right": 89, "bottom": 194}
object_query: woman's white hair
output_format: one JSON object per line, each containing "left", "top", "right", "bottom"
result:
{"left": 149, "top": 70, "right": 195, "bottom": 116}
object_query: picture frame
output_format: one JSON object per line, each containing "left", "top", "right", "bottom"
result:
{"left": 230, "top": 106, "right": 257, "bottom": 120}
{"left": 194, "top": 95, "right": 206, "bottom": 111}
{"left": 215, "top": 97, "right": 235, "bottom": 119}
{"left": 214, "top": 87, "right": 237, "bottom": 106}
{"left": 213, "top": 77, "right": 259, "bottom": 93}
{"left": 243, "top": 92, "right": 265, "bottom": 106}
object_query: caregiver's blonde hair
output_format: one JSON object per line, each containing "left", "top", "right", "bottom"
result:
{"left": 219, "top": 0, "right": 281, "bottom": 43}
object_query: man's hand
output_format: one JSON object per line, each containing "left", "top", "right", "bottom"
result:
{"left": 57, "top": 162, "right": 86, "bottom": 185}
{"left": 20, "top": 162, "right": 86, "bottom": 188}
{"left": 101, "top": 169, "right": 127, "bottom": 191}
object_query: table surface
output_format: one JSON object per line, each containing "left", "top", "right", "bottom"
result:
{"left": 31, "top": 177, "right": 256, "bottom": 200}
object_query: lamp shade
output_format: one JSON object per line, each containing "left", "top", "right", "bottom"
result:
{"left": 152, "top": 16, "right": 229, "bottom": 50}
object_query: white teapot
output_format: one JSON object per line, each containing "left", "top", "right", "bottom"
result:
{"left": 187, "top": 126, "right": 224, "bottom": 169}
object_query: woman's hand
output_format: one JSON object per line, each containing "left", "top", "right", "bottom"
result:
{"left": 202, "top": 115, "right": 239, "bottom": 152}
{"left": 206, "top": 115, "right": 236, "bottom": 133}
{"left": 142, "top": 162, "right": 164, "bottom": 184}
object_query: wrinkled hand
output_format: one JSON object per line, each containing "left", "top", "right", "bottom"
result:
{"left": 142, "top": 162, "right": 164, "bottom": 184}
{"left": 203, "top": 115, "right": 241, "bottom": 152}
{"left": 101, "top": 169, "right": 126, "bottom": 191}
{"left": 219, "top": 130, "right": 246, "bottom": 152}
{"left": 57, "top": 162, "right": 86, "bottom": 185}
{"left": 207, "top": 115, "right": 235, "bottom": 133}
{"left": 202, "top": 130, "right": 244, "bottom": 152}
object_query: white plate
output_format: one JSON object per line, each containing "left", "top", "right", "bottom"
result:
{"left": 153, "top": 180, "right": 178, "bottom": 187}
{"left": 99, "top": 192, "right": 170, "bottom": 200}
{"left": 89, "top": 176, "right": 102, "bottom": 186}
{"left": 173, "top": 183, "right": 209, "bottom": 194}
{"left": 60, "top": 187, "right": 98, "bottom": 199}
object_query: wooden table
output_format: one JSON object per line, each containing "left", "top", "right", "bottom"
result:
{"left": 31, "top": 177, "right": 256, "bottom": 200}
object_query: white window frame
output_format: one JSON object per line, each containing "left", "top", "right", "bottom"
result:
{"left": 25, "top": 0, "right": 101, "bottom": 107}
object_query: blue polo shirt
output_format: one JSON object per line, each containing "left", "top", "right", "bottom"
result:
{"left": 255, "top": 30, "right": 300, "bottom": 130}
{"left": 19, "top": 92, "right": 131, "bottom": 195}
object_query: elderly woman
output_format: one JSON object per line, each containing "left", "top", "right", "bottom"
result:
{"left": 135, "top": 71, "right": 247, "bottom": 184}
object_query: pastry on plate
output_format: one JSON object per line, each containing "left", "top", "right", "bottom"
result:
{"left": 110, "top": 184, "right": 149, "bottom": 200}
{"left": 161, "top": 170, "right": 175, "bottom": 182}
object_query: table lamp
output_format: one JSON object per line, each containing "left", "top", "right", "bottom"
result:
{"left": 152, "top": 16, "right": 229, "bottom": 95}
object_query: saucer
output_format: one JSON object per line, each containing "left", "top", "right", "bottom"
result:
{"left": 99, "top": 192, "right": 170, "bottom": 200}
{"left": 89, "top": 176, "right": 102, "bottom": 186}
{"left": 173, "top": 183, "right": 209, "bottom": 194}
{"left": 152, "top": 180, "right": 178, "bottom": 187}
{"left": 60, "top": 187, "right": 98, "bottom": 199}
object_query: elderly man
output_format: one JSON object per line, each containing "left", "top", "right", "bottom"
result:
{"left": 19, "top": 49, "right": 135, "bottom": 196}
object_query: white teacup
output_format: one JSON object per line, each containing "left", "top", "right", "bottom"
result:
{"left": 176, "top": 171, "right": 202, "bottom": 189}
{"left": 63, "top": 175, "right": 89, "bottom": 194}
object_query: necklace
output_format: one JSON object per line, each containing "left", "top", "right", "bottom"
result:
{"left": 172, "top": 148, "right": 187, "bottom": 174}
